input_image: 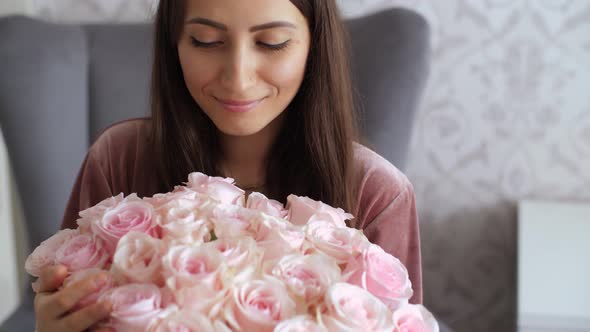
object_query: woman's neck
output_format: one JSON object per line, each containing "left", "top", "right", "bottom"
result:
{"left": 219, "top": 113, "right": 286, "bottom": 189}
{"left": 219, "top": 134, "right": 268, "bottom": 187}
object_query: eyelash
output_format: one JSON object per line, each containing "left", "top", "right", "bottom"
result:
{"left": 190, "top": 37, "right": 291, "bottom": 52}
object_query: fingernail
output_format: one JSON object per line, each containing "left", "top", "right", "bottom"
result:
{"left": 31, "top": 281, "right": 39, "bottom": 292}
{"left": 102, "top": 301, "right": 113, "bottom": 313}
{"left": 94, "top": 275, "right": 107, "bottom": 288}
{"left": 54, "top": 264, "right": 68, "bottom": 276}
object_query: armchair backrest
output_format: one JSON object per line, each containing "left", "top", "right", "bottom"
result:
{"left": 0, "top": 8, "right": 430, "bottom": 250}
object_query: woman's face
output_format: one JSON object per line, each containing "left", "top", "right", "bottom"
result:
{"left": 178, "top": 0, "right": 311, "bottom": 137}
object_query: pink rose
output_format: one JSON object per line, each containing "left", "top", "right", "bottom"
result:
{"left": 271, "top": 254, "right": 341, "bottom": 304}
{"left": 303, "top": 220, "right": 368, "bottom": 264}
{"left": 211, "top": 204, "right": 261, "bottom": 238}
{"left": 319, "top": 283, "right": 394, "bottom": 332}
{"left": 148, "top": 306, "right": 215, "bottom": 332}
{"left": 174, "top": 237, "right": 256, "bottom": 317}
{"left": 91, "top": 194, "right": 160, "bottom": 255}
{"left": 223, "top": 277, "right": 297, "bottom": 332}
{"left": 25, "top": 228, "right": 78, "bottom": 277}
{"left": 162, "top": 245, "right": 227, "bottom": 292}
{"left": 63, "top": 268, "right": 114, "bottom": 310}
{"left": 286, "top": 195, "right": 353, "bottom": 227}
{"left": 54, "top": 233, "right": 109, "bottom": 272}
{"left": 144, "top": 186, "right": 206, "bottom": 209}
{"left": 167, "top": 244, "right": 230, "bottom": 317}
{"left": 99, "top": 283, "right": 163, "bottom": 332}
{"left": 112, "top": 232, "right": 165, "bottom": 285}
{"left": 158, "top": 286, "right": 176, "bottom": 308}
{"left": 251, "top": 215, "right": 300, "bottom": 242}
{"left": 343, "top": 244, "right": 413, "bottom": 311}
{"left": 206, "top": 237, "right": 263, "bottom": 275}
{"left": 393, "top": 304, "right": 440, "bottom": 332}
{"left": 76, "top": 193, "right": 125, "bottom": 233}
{"left": 248, "top": 213, "right": 286, "bottom": 238}
{"left": 213, "top": 320, "right": 234, "bottom": 332}
{"left": 173, "top": 283, "right": 229, "bottom": 318}
{"left": 155, "top": 196, "right": 213, "bottom": 245}
{"left": 254, "top": 217, "right": 306, "bottom": 264}
{"left": 274, "top": 316, "right": 327, "bottom": 332}
{"left": 186, "top": 172, "right": 245, "bottom": 205}
{"left": 164, "top": 245, "right": 230, "bottom": 316}
{"left": 246, "top": 192, "right": 288, "bottom": 218}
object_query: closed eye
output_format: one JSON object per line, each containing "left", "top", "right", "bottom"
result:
{"left": 258, "top": 40, "right": 291, "bottom": 52}
{"left": 190, "top": 37, "right": 222, "bottom": 48}
{"left": 190, "top": 37, "right": 291, "bottom": 52}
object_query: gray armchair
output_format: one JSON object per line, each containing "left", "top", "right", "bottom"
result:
{"left": 0, "top": 9, "right": 437, "bottom": 331}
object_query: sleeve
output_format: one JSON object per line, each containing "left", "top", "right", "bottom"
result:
{"left": 60, "top": 147, "right": 114, "bottom": 230}
{"left": 361, "top": 183, "right": 423, "bottom": 305}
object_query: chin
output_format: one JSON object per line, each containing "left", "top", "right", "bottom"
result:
{"left": 214, "top": 123, "right": 266, "bottom": 137}
{"left": 203, "top": 103, "right": 287, "bottom": 138}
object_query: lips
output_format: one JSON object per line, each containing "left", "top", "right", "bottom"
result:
{"left": 215, "top": 97, "right": 264, "bottom": 113}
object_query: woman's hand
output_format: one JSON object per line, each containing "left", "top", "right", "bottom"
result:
{"left": 33, "top": 265, "right": 113, "bottom": 332}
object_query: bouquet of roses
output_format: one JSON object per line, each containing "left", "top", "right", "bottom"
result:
{"left": 25, "top": 172, "right": 439, "bottom": 332}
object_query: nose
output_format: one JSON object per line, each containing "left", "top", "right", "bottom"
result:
{"left": 220, "top": 43, "right": 257, "bottom": 94}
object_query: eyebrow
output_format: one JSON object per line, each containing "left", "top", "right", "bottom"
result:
{"left": 186, "top": 17, "right": 297, "bottom": 32}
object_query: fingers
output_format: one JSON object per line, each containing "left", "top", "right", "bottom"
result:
{"left": 43, "top": 273, "right": 109, "bottom": 319}
{"left": 34, "top": 276, "right": 112, "bottom": 332}
{"left": 33, "top": 265, "right": 68, "bottom": 293}
{"left": 90, "top": 327, "right": 115, "bottom": 332}
{"left": 60, "top": 301, "right": 112, "bottom": 332}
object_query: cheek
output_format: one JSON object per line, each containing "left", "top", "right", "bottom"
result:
{"left": 263, "top": 53, "right": 308, "bottom": 93}
{"left": 178, "top": 48, "right": 217, "bottom": 95}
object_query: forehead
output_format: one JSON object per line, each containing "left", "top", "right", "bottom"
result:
{"left": 184, "top": 0, "right": 308, "bottom": 29}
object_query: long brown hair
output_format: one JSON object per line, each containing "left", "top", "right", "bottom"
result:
{"left": 150, "top": 0, "right": 360, "bottom": 220}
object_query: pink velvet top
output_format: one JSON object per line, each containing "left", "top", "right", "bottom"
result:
{"left": 60, "top": 118, "right": 423, "bottom": 304}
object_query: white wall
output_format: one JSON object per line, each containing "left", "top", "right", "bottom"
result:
{"left": 0, "top": 130, "right": 28, "bottom": 324}
{"left": 0, "top": 0, "right": 32, "bottom": 16}
{"left": 0, "top": 0, "right": 33, "bottom": 324}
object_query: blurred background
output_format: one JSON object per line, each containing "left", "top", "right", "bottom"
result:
{"left": 1, "top": 1, "right": 589, "bottom": 332}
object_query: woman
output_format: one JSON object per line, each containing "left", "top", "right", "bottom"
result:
{"left": 32, "top": 0, "right": 422, "bottom": 331}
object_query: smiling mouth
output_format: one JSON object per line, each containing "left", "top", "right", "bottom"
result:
{"left": 215, "top": 97, "right": 265, "bottom": 113}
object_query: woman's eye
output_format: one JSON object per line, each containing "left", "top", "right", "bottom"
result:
{"left": 258, "top": 40, "right": 291, "bottom": 52}
{"left": 190, "top": 37, "right": 222, "bottom": 48}
{"left": 190, "top": 37, "right": 290, "bottom": 51}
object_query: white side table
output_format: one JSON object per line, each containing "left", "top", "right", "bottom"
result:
{"left": 0, "top": 128, "right": 25, "bottom": 323}
{"left": 518, "top": 200, "right": 590, "bottom": 332}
